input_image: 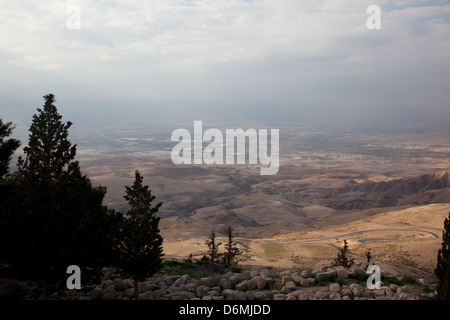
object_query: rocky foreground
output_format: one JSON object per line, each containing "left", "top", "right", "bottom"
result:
{"left": 1, "top": 261, "right": 434, "bottom": 301}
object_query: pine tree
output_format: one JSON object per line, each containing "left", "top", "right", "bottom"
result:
{"left": 222, "top": 225, "right": 243, "bottom": 264}
{"left": 434, "top": 211, "right": 450, "bottom": 300}
{"left": 0, "top": 118, "right": 21, "bottom": 179}
{"left": 14, "top": 94, "right": 115, "bottom": 295}
{"left": 366, "top": 250, "right": 372, "bottom": 268}
{"left": 333, "top": 239, "right": 355, "bottom": 268}
{"left": 205, "top": 229, "right": 221, "bottom": 264}
{"left": 116, "top": 170, "right": 163, "bottom": 300}
{"left": 0, "top": 118, "right": 21, "bottom": 269}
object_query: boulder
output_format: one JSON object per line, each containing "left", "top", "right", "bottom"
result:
{"left": 336, "top": 269, "right": 350, "bottom": 279}
{"left": 235, "top": 281, "right": 248, "bottom": 291}
{"left": 315, "top": 270, "right": 336, "bottom": 281}
{"left": 301, "top": 270, "right": 312, "bottom": 278}
{"left": 281, "top": 275, "right": 292, "bottom": 285}
{"left": 256, "top": 277, "right": 267, "bottom": 290}
{"left": 329, "top": 283, "right": 341, "bottom": 293}
{"left": 220, "top": 280, "right": 232, "bottom": 290}
{"left": 291, "top": 273, "right": 301, "bottom": 284}
{"left": 222, "top": 289, "right": 240, "bottom": 300}
{"left": 285, "top": 281, "right": 296, "bottom": 291}
{"left": 315, "top": 290, "right": 329, "bottom": 300}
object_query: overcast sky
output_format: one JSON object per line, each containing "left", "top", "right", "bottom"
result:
{"left": 1, "top": 0, "right": 449, "bottom": 131}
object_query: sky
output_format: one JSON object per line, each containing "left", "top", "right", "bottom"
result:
{"left": 1, "top": 0, "right": 449, "bottom": 132}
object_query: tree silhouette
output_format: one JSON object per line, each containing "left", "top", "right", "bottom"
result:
{"left": 13, "top": 94, "right": 115, "bottom": 295}
{"left": 0, "top": 118, "right": 20, "bottom": 179}
{"left": 435, "top": 211, "right": 450, "bottom": 300}
{"left": 222, "top": 225, "right": 243, "bottom": 264}
{"left": 205, "top": 229, "right": 221, "bottom": 264}
{"left": 0, "top": 118, "right": 21, "bottom": 270}
{"left": 116, "top": 170, "right": 163, "bottom": 300}
{"left": 333, "top": 239, "right": 354, "bottom": 268}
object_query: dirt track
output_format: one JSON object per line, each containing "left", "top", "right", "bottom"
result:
{"left": 265, "top": 228, "right": 439, "bottom": 244}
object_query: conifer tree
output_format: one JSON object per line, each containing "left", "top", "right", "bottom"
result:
{"left": 0, "top": 118, "right": 20, "bottom": 179}
{"left": 0, "top": 118, "right": 21, "bottom": 268}
{"left": 333, "top": 239, "right": 354, "bottom": 268}
{"left": 14, "top": 94, "right": 115, "bottom": 295}
{"left": 222, "top": 225, "right": 243, "bottom": 264}
{"left": 434, "top": 211, "right": 450, "bottom": 300}
{"left": 116, "top": 170, "right": 163, "bottom": 300}
{"left": 205, "top": 229, "right": 221, "bottom": 264}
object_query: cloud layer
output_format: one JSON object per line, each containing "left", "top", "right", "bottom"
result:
{"left": 1, "top": 0, "right": 449, "bottom": 126}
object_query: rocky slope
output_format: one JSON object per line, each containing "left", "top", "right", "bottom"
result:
{"left": 1, "top": 261, "right": 436, "bottom": 300}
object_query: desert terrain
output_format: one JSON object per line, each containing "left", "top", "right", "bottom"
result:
{"left": 59, "top": 121, "right": 450, "bottom": 278}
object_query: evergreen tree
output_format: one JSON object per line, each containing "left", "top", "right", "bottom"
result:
{"left": 333, "top": 239, "right": 354, "bottom": 268}
{"left": 205, "top": 229, "right": 221, "bottom": 264}
{"left": 0, "top": 118, "right": 20, "bottom": 179}
{"left": 116, "top": 170, "right": 163, "bottom": 300}
{"left": 434, "top": 211, "right": 450, "bottom": 300}
{"left": 0, "top": 118, "right": 21, "bottom": 270}
{"left": 222, "top": 225, "right": 243, "bottom": 264}
{"left": 366, "top": 250, "right": 373, "bottom": 268}
{"left": 14, "top": 94, "right": 116, "bottom": 295}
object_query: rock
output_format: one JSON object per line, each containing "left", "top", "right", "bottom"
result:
{"left": 353, "top": 268, "right": 366, "bottom": 276}
{"left": 229, "top": 274, "right": 240, "bottom": 286}
{"left": 361, "top": 290, "right": 374, "bottom": 299}
{"left": 390, "top": 284, "right": 399, "bottom": 293}
{"left": 373, "top": 289, "right": 385, "bottom": 297}
{"left": 285, "top": 281, "right": 296, "bottom": 291}
{"left": 336, "top": 269, "right": 350, "bottom": 279}
{"left": 173, "top": 274, "right": 190, "bottom": 287}
{"left": 239, "top": 271, "right": 251, "bottom": 281}
{"left": 250, "top": 270, "right": 259, "bottom": 278}
{"left": 139, "top": 281, "right": 156, "bottom": 292}
{"left": 385, "top": 287, "right": 395, "bottom": 297}
{"left": 256, "top": 277, "right": 267, "bottom": 290}
{"left": 273, "top": 293, "right": 286, "bottom": 300}
{"left": 286, "top": 293, "right": 297, "bottom": 300}
{"left": 329, "top": 292, "right": 341, "bottom": 300}
{"left": 297, "top": 293, "right": 309, "bottom": 300}
{"left": 122, "top": 279, "right": 134, "bottom": 289}
{"left": 329, "top": 283, "right": 341, "bottom": 293}
{"left": 315, "top": 290, "right": 329, "bottom": 300}
{"left": 280, "top": 270, "right": 291, "bottom": 277}
{"left": 246, "top": 278, "right": 257, "bottom": 290}
{"left": 207, "top": 290, "right": 220, "bottom": 297}
{"left": 281, "top": 275, "right": 292, "bottom": 285}
{"left": 222, "top": 289, "right": 240, "bottom": 300}
{"left": 315, "top": 270, "right": 336, "bottom": 281}
{"left": 201, "top": 277, "right": 214, "bottom": 287}
{"left": 245, "top": 291, "right": 255, "bottom": 300}
{"left": 341, "top": 288, "right": 352, "bottom": 297}
{"left": 301, "top": 270, "right": 312, "bottom": 278}
{"left": 300, "top": 278, "right": 310, "bottom": 287}
{"left": 235, "top": 281, "right": 248, "bottom": 291}
{"left": 291, "top": 273, "right": 301, "bottom": 284}
{"left": 220, "top": 280, "right": 232, "bottom": 290}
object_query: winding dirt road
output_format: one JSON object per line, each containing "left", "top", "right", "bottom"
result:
{"left": 266, "top": 228, "right": 439, "bottom": 244}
